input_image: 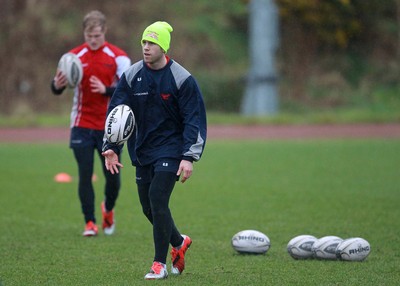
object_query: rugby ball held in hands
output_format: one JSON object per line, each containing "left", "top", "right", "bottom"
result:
{"left": 105, "top": 104, "right": 135, "bottom": 145}
{"left": 336, "top": 237, "right": 370, "bottom": 261}
{"left": 312, "top": 236, "right": 343, "bottom": 260}
{"left": 58, "top": 53, "right": 83, "bottom": 88}
{"left": 231, "top": 230, "right": 270, "bottom": 254}
{"left": 287, "top": 235, "right": 317, "bottom": 259}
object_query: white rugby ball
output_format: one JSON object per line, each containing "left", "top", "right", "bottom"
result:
{"left": 287, "top": 235, "right": 317, "bottom": 259}
{"left": 58, "top": 52, "right": 83, "bottom": 88}
{"left": 105, "top": 104, "right": 135, "bottom": 145}
{"left": 312, "top": 236, "right": 343, "bottom": 260}
{"left": 336, "top": 237, "right": 370, "bottom": 261}
{"left": 231, "top": 230, "right": 270, "bottom": 254}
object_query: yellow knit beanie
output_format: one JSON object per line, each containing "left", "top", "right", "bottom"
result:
{"left": 141, "top": 21, "right": 173, "bottom": 52}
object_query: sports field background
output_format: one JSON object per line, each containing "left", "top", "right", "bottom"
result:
{"left": 1, "top": 125, "right": 399, "bottom": 285}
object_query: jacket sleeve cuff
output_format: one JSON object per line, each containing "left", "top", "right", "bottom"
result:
{"left": 182, "top": 156, "right": 194, "bottom": 162}
{"left": 51, "top": 80, "right": 65, "bottom": 95}
{"left": 102, "top": 142, "right": 122, "bottom": 155}
{"left": 104, "top": 87, "right": 116, "bottom": 97}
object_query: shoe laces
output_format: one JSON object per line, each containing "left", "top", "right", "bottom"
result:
{"left": 102, "top": 203, "right": 114, "bottom": 227}
{"left": 151, "top": 262, "right": 165, "bottom": 274}
{"left": 86, "top": 221, "right": 95, "bottom": 229}
{"left": 171, "top": 249, "right": 180, "bottom": 264}
{"left": 104, "top": 212, "right": 113, "bottom": 226}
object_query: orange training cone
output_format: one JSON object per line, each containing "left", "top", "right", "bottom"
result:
{"left": 54, "top": 172, "right": 72, "bottom": 183}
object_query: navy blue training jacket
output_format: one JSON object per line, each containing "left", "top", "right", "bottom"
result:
{"left": 103, "top": 59, "right": 207, "bottom": 167}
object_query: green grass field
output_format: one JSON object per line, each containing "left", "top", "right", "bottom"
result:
{"left": 1, "top": 139, "right": 399, "bottom": 285}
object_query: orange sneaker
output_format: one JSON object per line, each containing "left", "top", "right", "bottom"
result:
{"left": 82, "top": 221, "right": 98, "bottom": 237}
{"left": 171, "top": 235, "right": 192, "bottom": 274}
{"left": 101, "top": 201, "right": 115, "bottom": 235}
{"left": 144, "top": 261, "right": 168, "bottom": 280}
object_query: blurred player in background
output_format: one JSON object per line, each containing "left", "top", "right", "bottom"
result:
{"left": 102, "top": 21, "right": 207, "bottom": 279}
{"left": 51, "top": 10, "right": 131, "bottom": 237}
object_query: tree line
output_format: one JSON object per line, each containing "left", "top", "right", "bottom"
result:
{"left": 0, "top": 0, "right": 398, "bottom": 115}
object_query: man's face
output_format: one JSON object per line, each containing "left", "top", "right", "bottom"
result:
{"left": 142, "top": 40, "right": 165, "bottom": 68}
{"left": 84, "top": 26, "right": 105, "bottom": 51}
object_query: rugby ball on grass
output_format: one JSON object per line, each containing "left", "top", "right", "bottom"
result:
{"left": 312, "top": 236, "right": 343, "bottom": 260}
{"left": 336, "top": 237, "right": 370, "bottom": 261}
{"left": 287, "top": 235, "right": 317, "bottom": 259}
{"left": 105, "top": 104, "right": 135, "bottom": 145}
{"left": 231, "top": 230, "right": 270, "bottom": 254}
{"left": 58, "top": 53, "right": 83, "bottom": 88}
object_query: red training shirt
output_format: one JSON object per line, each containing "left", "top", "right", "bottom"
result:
{"left": 69, "top": 42, "right": 131, "bottom": 130}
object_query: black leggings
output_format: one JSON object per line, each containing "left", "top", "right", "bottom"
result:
{"left": 73, "top": 146, "right": 120, "bottom": 223}
{"left": 137, "top": 172, "right": 184, "bottom": 264}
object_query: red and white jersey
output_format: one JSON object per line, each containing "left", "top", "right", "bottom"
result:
{"left": 69, "top": 42, "right": 131, "bottom": 130}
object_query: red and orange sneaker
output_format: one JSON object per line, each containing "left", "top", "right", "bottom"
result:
{"left": 82, "top": 221, "right": 98, "bottom": 237}
{"left": 101, "top": 201, "right": 115, "bottom": 235}
{"left": 144, "top": 261, "right": 168, "bottom": 280}
{"left": 171, "top": 235, "right": 192, "bottom": 274}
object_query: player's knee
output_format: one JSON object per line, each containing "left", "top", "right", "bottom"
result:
{"left": 151, "top": 207, "right": 170, "bottom": 218}
{"left": 142, "top": 207, "right": 153, "bottom": 221}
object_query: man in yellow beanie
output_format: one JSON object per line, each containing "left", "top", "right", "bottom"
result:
{"left": 102, "top": 21, "right": 207, "bottom": 280}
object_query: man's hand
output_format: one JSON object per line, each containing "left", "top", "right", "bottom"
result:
{"left": 54, "top": 70, "right": 68, "bottom": 89}
{"left": 177, "top": 160, "right": 193, "bottom": 183}
{"left": 102, "top": 149, "right": 123, "bottom": 174}
{"left": 90, "top": 75, "right": 106, "bottom": 94}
